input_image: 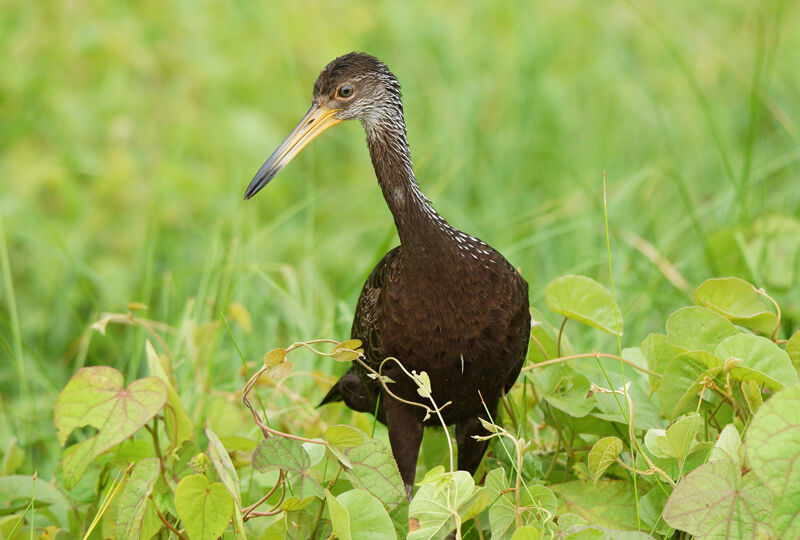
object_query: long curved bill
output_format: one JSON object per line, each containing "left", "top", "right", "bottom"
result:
{"left": 244, "top": 104, "right": 343, "bottom": 200}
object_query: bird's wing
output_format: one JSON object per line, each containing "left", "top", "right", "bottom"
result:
{"left": 318, "top": 246, "right": 403, "bottom": 412}
{"left": 351, "top": 245, "right": 402, "bottom": 370}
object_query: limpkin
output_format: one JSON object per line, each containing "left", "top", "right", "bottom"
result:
{"left": 245, "top": 52, "right": 530, "bottom": 497}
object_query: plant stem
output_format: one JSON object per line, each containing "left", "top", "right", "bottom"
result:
{"left": 521, "top": 352, "right": 661, "bottom": 377}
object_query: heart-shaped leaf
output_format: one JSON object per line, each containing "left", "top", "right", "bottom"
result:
{"left": 413, "top": 370, "right": 432, "bottom": 398}
{"left": 409, "top": 470, "right": 489, "bottom": 540}
{"left": 332, "top": 339, "right": 364, "bottom": 362}
{"left": 657, "top": 414, "right": 700, "bottom": 463}
{"left": 663, "top": 459, "right": 773, "bottom": 538}
{"left": 115, "top": 458, "right": 161, "bottom": 540}
{"left": 638, "top": 488, "right": 670, "bottom": 536}
{"left": 550, "top": 480, "right": 641, "bottom": 531}
{"left": 525, "top": 364, "right": 595, "bottom": 418}
{"left": 786, "top": 330, "right": 800, "bottom": 372}
{"left": 206, "top": 428, "right": 245, "bottom": 539}
{"left": 251, "top": 436, "right": 311, "bottom": 474}
{"left": 54, "top": 367, "right": 167, "bottom": 489}
{"left": 326, "top": 425, "right": 367, "bottom": 450}
{"left": 263, "top": 348, "right": 287, "bottom": 367}
{"left": 527, "top": 307, "right": 575, "bottom": 363}
{"left": 659, "top": 351, "right": 721, "bottom": 420}
{"left": 588, "top": 437, "right": 623, "bottom": 482}
{"left": 175, "top": 474, "right": 233, "bottom": 540}
{"left": 708, "top": 424, "right": 741, "bottom": 465}
{"left": 741, "top": 379, "right": 764, "bottom": 415}
{"left": 345, "top": 439, "right": 406, "bottom": 510}
{"left": 693, "top": 277, "right": 777, "bottom": 334}
{"left": 715, "top": 333, "right": 797, "bottom": 390}
{"left": 641, "top": 333, "right": 679, "bottom": 391}
{"left": 545, "top": 275, "right": 622, "bottom": 335}
{"left": 326, "top": 489, "right": 395, "bottom": 540}
{"left": 665, "top": 307, "right": 739, "bottom": 353}
{"left": 146, "top": 341, "right": 192, "bottom": 450}
{"left": 485, "top": 468, "right": 556, "bottom": 538}
{"left": 746, "top": 385, "right": 800, "bottom": 537}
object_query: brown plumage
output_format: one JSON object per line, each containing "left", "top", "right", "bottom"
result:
{"left": 245, "top": 52, "right": 530, "bottom": 497}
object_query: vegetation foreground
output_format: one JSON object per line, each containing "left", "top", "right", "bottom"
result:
{"left": 2, "top": 1, "right": 800, "bottom": 539}
{"left": 4, "top": 273, "right": 800, "bottom": 539}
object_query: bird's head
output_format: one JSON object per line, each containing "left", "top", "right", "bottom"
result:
{"left": 244, "top": 52, "right": 402, "bottom": 200}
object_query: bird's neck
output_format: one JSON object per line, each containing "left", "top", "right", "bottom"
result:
{"left": 363, "top": 115, "right": 455, "bottom": 261}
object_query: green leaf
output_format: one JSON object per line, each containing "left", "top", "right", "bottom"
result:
{"left": 641, "top": 333, "right": 678, "bottom": 391}
{"left": 550, "top": 480, "right": 641, "bottom": 531}
{"left": 0, "top": 476, "right": 71, "bottom": 529}
{"left": 715, "top": 333, "right": 798, "bottom": 390}
{"left": 659, "top": 351, "right": 721, "bottom": 420}
{"left": 343, "top": 440, "right": 408, "bottom": 537}
{"left": 325, "top": 490, "right": 350, "bottom": 540}
{"left": 528, "top": 307, "right": 574, "bottom": 363}
{"left": 175, "top": 474, "right": 233, "bottom": 540}
{"left": 408, "top": 470, "right": 487, "bottom": 540}
{"left": 525, "top": 364, "right": 595, "bottom": 418}
{"left": 413, "top": 370, "right": 432, "bottom": 398}
{"left": 663, "top": 459, "right": 773, "bottom": 538}
{"left": 693, "top": 277, "right": 777, "bottom": 334}
{"left": 588, "top": 437, "right": 623, "bottom": 482}
{"left": 658, "top": 414, "right": 700, "bottom": 462}
{"left": 265, "top": 360, "right": 293, "bottom": 381}
{"left": 251, "top": 437, "right": 311, "bottom": 474}
{"left": 332, "top": 339, "right": 364, "bottom": 363}
{"left": 786, "top": 330, "right": 800, "bottom": 372}
{"left": 345, "top": 439, "right": 406, "bottom": 510}
{"left": 303, "top": 439, "right": 326, "bottom": 467}
{"left": 326, "top": 489, "right": 395, "bottom": 540}
{"left": 665, "top": 306, "right": 739, "bottom": 352}
{"left": 584, "top": 353, "right": 664, "bottom": 430}
{"left": 510, "top": 526, "right": 541, "bottom": 540}
{"left": 326, "top": 425, "right": 367, "bottom": 449}
{"left": 746, "top": 385, "right": 800, "bottom": 537}
{"left": 708, "top": 424, "right": 741, "bottom": 465}
{"left": 262, "top": 348, "right": 287, "bottom": 367}
{"left": 643, "top": 429, "right": 668, "bottom": 459}
{"left": 741, "top": 379, "right": 763, "bottom": 415}
{"left": 116, "top": 458, "right": 161, "bottom": 540}
{"left": 545, "top": 275, "right": 622, "bottom": 335}
{"left": 205, "top": 428, "right": 245, "bottom": 539}
{"left": 562, "top": 526, "right": 655, "bottom": 539}
{"left": 484, "top": 468, "right": 556, "bottom": 539}
{"left": 338, "top": 338, "right": 363, "bottom": 350}
{"left": 146, "top": 341, "right": 193, "bottom": 450}
{"left": 417, "top": 464, "right": 448, "bottom": 485}
{"left": 638, "top": 488, "right": 670, "bottom": 536}
{"left": 280, "top": 495, "right": 315, "bottom": 511}
{"left": 284, "top": 498, "right": 327, "bottom": 540}
{"left": 54, "top": 367, "right": 168, "bottom": 489}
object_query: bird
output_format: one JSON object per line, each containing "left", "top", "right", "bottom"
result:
{"left": 244, "top": 52, "right": 530, "bottom": 498}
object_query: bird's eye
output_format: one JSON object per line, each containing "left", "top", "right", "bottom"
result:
{"left": 337, "top": 84, "right": 354, "bottom": 98}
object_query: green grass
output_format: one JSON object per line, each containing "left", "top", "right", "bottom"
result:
{"left": 2, "top": 0, "right": 800, "bottom": 482}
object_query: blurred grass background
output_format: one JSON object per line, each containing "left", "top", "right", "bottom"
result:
{"left": 1, "top": 0, "right": 799, "bottom": 478}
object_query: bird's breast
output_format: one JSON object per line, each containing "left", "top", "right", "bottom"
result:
{"left": 379, "top": 254, "right": 525, "bottom": 369}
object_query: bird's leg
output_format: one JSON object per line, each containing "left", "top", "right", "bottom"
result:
{"left": 455, "top": 411, "right": 495, "bottom": 476}
{"left": 383, "top": 397, "right": 424, "bottom": 500}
